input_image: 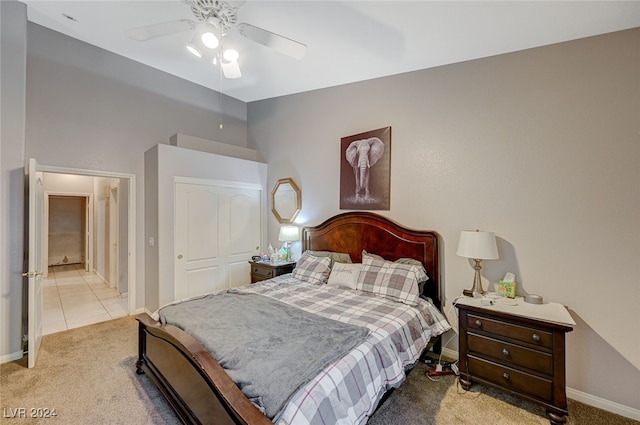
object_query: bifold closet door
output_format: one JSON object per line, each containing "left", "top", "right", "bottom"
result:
{"left": 174, "top": 182, "right": 261, "bottom": 300}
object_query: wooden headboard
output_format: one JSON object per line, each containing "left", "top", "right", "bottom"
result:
{"left": 302, "top": 212, "right": 442, "bottom": 311}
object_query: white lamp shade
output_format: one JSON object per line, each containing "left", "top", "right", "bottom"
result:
{"left": 278, "top": 225, "right": 299, "bottom": 242}
{"left": 456, "top": 230, "right": 499, "bottom": 260}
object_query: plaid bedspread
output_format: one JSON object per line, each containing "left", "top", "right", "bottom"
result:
{"left": 229, "top": 276, "right": 451, "bottom": 425}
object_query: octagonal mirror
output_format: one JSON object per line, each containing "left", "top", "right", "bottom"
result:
{"left": 271, "top": 178, "right": 301, "bottom": 224}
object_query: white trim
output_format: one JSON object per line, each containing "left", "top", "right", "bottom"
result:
{"left": 33, "top": 163, "right": 136, "bottom": 316}
{"left": 567, "top": 387, "right": 640, "bottom": 422}
{"left": 174, "top": 175, "right": 263, "bottom": 191}
{"left": 0, "top": 350, "right": 23, "bottom": 364}
{"left": 442, "top": 347, "right": 458, "bottom": 361}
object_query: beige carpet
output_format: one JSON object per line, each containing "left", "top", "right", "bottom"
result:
{"left": 1, "top": 316, "right": 637, "bottom": 425}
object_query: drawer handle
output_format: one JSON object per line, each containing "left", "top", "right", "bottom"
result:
{"left": 532, "top": 333, "right": 541, "bottom": 342}
{"left": 474, "top": 319, "right": 482, "bottom": 328}
{"left": 502, "top": 372, "right": 510, "bottom": 381}
{"left": 502, "top": 348, "right": 510, "bottom": 357}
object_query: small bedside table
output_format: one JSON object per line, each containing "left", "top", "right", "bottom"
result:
{"left": 249, "top": 261, "right": 296, "bottom": 283}
{"left": 455, "top": 296, "right": 575, "bottom": 425}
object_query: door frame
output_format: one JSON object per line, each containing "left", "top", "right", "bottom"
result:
{"left": 32, "top": 162, "right": 136, "bottom": 316}
{"left": 108, "top": 183, "right": 119, "bottom": 290}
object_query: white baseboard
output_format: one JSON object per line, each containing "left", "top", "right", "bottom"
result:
{"left": 442, "top": 347, "right": 458, "bottom": 361}
{"left": 444, "top": 348, "right": 639, "bottom": 421}
{"left": 0, "top": 350, "right": 23, "bottom": 364}
{"left": 567, "top": 387, "right": 640, "bottom": 422}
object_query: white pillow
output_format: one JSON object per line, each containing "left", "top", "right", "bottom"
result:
{"left": 327, "top": 263, "right": 363, "bottom": 290}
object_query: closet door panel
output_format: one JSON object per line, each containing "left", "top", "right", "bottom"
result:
{"left": 186, "top": 189, "right": 219, "bottom": 261}
{"left": 186, "top": 266, "right": 223, "bottom": 296}
{"left": 226, "top": 189, "right": 261, "bottom": 287}
{"left": 175, "top": 183, "right": 222, "bottom": 300}
{"left": 228, "top": 260, "right": 250, "bottom": 288}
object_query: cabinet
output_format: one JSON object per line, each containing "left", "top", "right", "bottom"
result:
{"left": 455, "top": 297, "right": 574, "bottom": 425}
{"left": 250, "top": 261, "right": 296, "bottom": 283}
{"left": 144, "top": 144, "right": 267, "bottom": 312}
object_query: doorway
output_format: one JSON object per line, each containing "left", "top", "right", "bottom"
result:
{"left": 46, "top": 194, "right": 89, "bottom": 270}
{"left": 31, "top": 167, "right": 135, "bottom": 336}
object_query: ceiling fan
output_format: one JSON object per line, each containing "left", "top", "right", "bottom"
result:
{"left": 125, "top": 0, "right": 307, "bottom": 79}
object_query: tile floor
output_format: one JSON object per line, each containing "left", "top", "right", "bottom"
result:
{"left": 43, "top": 264, "right": 128, "bottom": 335}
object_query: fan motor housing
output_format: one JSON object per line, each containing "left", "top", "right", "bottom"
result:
{"left": 190, "top": 0, "right": 238, "bottom": 28}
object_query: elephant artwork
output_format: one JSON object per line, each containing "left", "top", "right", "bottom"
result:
{"left": 345, "top": 137, "right": 385, "bottom": 202}
{"left": 340, "top": 126, "right": 391, "bottom": 210}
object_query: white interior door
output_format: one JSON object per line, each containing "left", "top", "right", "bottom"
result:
{"left": 25, "top": 158, "right": 45, "bottom": 368}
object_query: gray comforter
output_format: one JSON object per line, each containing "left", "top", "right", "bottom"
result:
{"left": 158, "top": 291, "right": 369, "bottom": 418}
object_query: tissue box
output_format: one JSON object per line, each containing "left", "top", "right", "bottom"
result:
{"left": 497, "top": 280, "right": 517, "bottom": 298}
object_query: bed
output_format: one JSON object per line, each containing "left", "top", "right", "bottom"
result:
{"left": 136, "top": 211, "right": 448, "bottom": 425}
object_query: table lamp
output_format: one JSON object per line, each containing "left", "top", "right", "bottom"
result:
{"left": 278, "top": 225, "right": 299, "bottom": 261}
{"left": 456, "top": 230, "right": 499, "bottom": 296}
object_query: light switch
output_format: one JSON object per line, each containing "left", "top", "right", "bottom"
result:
{"left": 148, "top": 237, "right": 155, "bottom": 247}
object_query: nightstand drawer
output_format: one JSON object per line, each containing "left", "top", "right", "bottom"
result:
{"left": 467, "top": 313, "right": 552, "bottom": 349}
{"left": 468, "top": 333, "right": 553, "bottom": 375}
{"left": 468, "top": 356, "right": 553, "bottom": 402}
{"left": 252, "top": 266, "right": 275, "bottom": 279}
{"left": 249, "top": 261, "right": 296, "bottom": 283}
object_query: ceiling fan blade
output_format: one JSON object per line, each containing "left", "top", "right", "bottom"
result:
{"left": 237, "top": 23, "right": 306, "bottom": 59}
{"left": 221, "top": 60, "right": 242, "bottom": 79}
{"left": 126, "top": 19, "right": 195, "bottom": 41}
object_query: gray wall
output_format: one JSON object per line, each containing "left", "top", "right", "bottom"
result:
{"left": 0, "top": 0, "right": 27, "bottom": 362}
{"left": 248, "top": 29, "right": 640, "bottom": 413}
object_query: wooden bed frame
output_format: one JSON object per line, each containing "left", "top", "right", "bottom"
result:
{"left": 136, "top": 212, "right": 442, "bottom": 425}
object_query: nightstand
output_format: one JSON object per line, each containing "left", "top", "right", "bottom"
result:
{"left": 455, "top": 296, "right": 575, "bottom": 425}
{"left": 249, "top": 261, "right": 296, "bottom": 283}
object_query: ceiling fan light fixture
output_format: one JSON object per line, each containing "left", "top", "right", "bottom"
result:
{"left": 186, "top": 43, "right": 203, "bottom": 58}
{"left": 223, "top": 48, "right": 239, "bottom": 62}
{"left": 201, "top": 31, "right": 219, "bottom": 49}
{"left": 221, "top": 59, "right": 242, "bottom": 79}
{"left": 186, "top": 32, "right": 203, "bottom": 58}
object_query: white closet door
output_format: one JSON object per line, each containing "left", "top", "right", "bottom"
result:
{"left": 175, "top": 182, "right": 261, "bottom": 300}
{"left": 225, "top": 188, "right": 261, "bottom": 288}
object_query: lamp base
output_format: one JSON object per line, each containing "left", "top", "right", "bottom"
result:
{"left": 463, "top": 259, "right": 486, "bottom": 297}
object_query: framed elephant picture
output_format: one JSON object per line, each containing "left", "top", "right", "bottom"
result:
{"left": 340, "top": 126, "right": 391, "bottom": 210}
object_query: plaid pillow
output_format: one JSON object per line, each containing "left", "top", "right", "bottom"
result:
{"left": 292, "top": 252, "right": 332, "bottom": 285}
{"left": 357, "top": 253, "right": 428, "bottom": 306}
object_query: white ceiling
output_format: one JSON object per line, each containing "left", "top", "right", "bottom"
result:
{"left": 21, "top": 1, "right": 640, "bottom": 103}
